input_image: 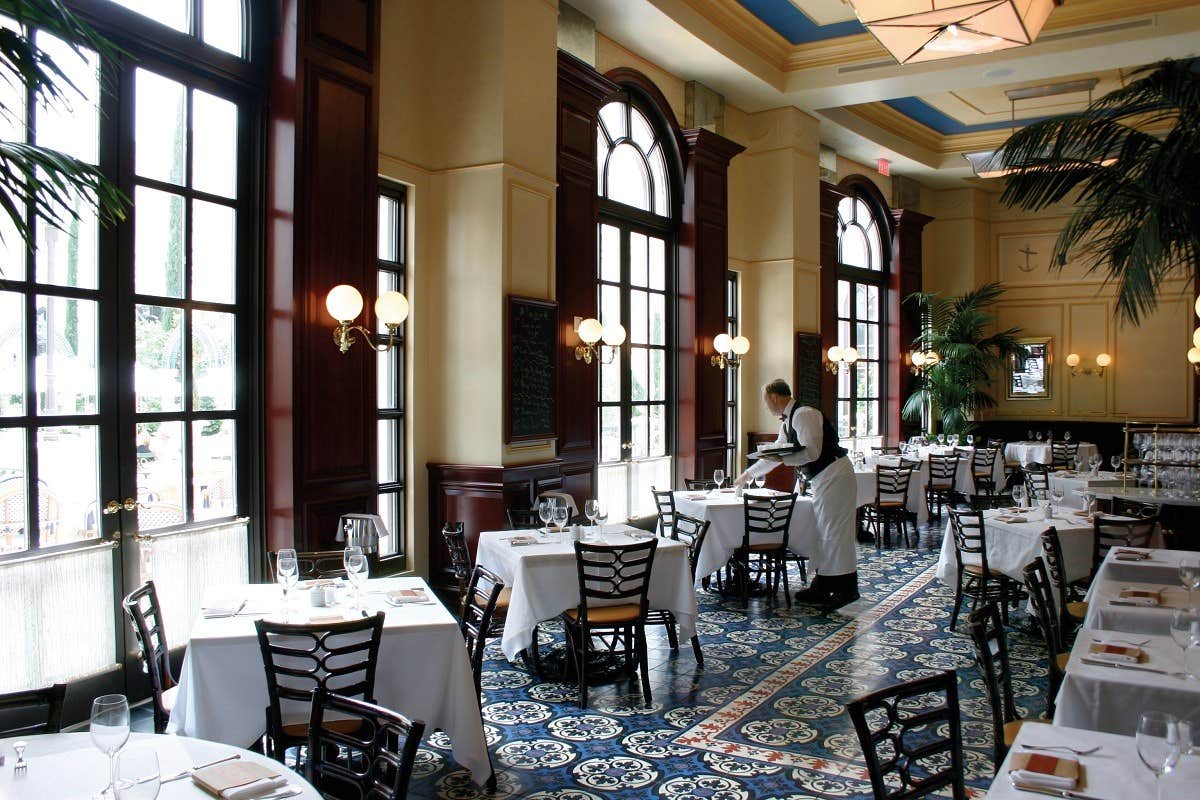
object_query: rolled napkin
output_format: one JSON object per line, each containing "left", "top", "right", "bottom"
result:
{"left": 1086, "top": 641, "right": 1145, "bottom": 664}
{"left": 1117, "top": 588, "right": 1161, "bottom": 606}
{"left": 1113, "top": 549, "right": 1151, "bottom": 561}
{"left": 506, "top": 535, "right": 538, "bottom": 547}
{"left": 1008, "top": 752, "right": 1079, "bottom": 790}
{"left": 192, "top": 761, "right": 288, "bottom": 799}
{"left": 385, "top": 588, "right": 429, "bottom": 605}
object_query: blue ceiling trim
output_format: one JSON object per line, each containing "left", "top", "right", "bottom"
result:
{"left": 883, "top": 97, "right": 1056, "bottom": 136}
{"left": 735, "top": 0, "right": 864, "bottom": 45}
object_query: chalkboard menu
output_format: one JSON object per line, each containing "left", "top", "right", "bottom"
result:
{"left": 794, "top": 333, "right": 822, "bottom": 410}
{"left": 506, "top": 295, "right": 558, "bottom": 443}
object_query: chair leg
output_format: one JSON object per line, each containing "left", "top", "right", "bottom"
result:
{"left": 665, "top": 615, "right": 679, "bottom": 651}
{"left": 577, "top": 625, "right": 589, "bottom": 710}
{"left": 635, "top": 625, "right": 652, "bottom": 706}
{"left": 951, "top": 575, "right": 964, "bottom": 632}
{"left": 689, "top": 634, "right": 704, "bottom": 667}
{"left": 999, "top": 580, "right": 1010, "bottom": 625}
{"left": 780, "top": 555, "right": 791, "bottom": 609}
{"left": 798, "top": 556, "right": 807, "bottom": 586}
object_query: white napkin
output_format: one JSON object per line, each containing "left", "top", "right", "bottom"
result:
{"left": 1010, "top": 770, "right": 1077, "bottom": 790}
{"left": 995, "top": 515, "right": 1028, "bottom": 524}
{"left": 223, "top": 776, "right": 289, "bottom": 799}
{"left": 1116, "top": 589, "right": 1160, "bottom": 606}
{"left": 201, "top": 605, "right": 243, "bottom": 619}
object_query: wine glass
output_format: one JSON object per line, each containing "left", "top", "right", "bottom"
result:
{"left": 276, "top": 549, "right": 298, "bottom": 619}
{"left": 553, "top": 502, "right": 570, "bottom": 532}
{"left": 593, "top": 501, "right": 608, "bottom": 529}
{"left": 91, "top": 694, "right": 130, "bottom": 799}
{"left": 1137, "top": 711, "right": 1182, "bottom": 800}
{"left": 936, "top": 433, "right": 945, "bottom": 446}
{"left": 752, "top": 474, "right": 765, "bottom": 490}
{"left": 966, "top": 434, "right": 974, "bottom": 447}
{"left": 116, "top": 745, "right": 160, "bottom": 800}
{"left": 1169, "top": 608, "right": 1200, "bottom": 680}
{"left": 1011, "top": 483, "right": 1026, "bottom": 511}
{"left": 948, "top": 433, "right": 959, "bottom": 448}
{"left": 1027, "top": 429, "right": 1035, "bottom": 442}
{"left": 584, "top": 499, "right": 599, "bottom": 532}
{"left": 1089, "top": 454, "right": 1102, "bottom": 474}
{"left": 344, "top": 546, "right": 367, "bottom": 610}
{"left": 1180, "top": 557, "right": 1200, "bottom": 607}
{"left": 537, "top": 499, "right": 553, "bottom": 528}
{"left": 1037, "top": 489, "right": 1052, "bottom": 521}
{"left": 713, "top": 469, "right": 725, "bottom": 491}
{"left": 1064, "top": 430, "right": 1072, "bottom": 442}
{"left": 1050, "top": 484, "right": 1065, "bottom": 513}
{"left": 1036, "top": 431, "right": 1044, "bottom": 442}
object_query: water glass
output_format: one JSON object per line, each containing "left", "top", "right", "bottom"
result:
{"left": 91, "top": 694, "right": 131, "bottom": 799}
{"left": 276, "top": 549, "right": 298, "bottom": 617}
{"left": 344, "top": 546, "right": 367, "bottom": 608}
{"left": 553, "top": 503, "right": 570, "bottom": 531}
{"left": 936, "top": 433, "right": 945, "bottom": 446}
{"left": 1051, "top": 485, "right": 1065, "bottom": 511}
{"left": 1181, "top": 557, "right": 1200, "bottom": 604}
{"left": 1036, "top": 431, "right": 1044, "bottom": 442}
{"left": 752, "top": 475, "right": 764, "bottom": 490}
{"left": 1089, "top": 454, "right": 1102, "bottom": 474}
{"left": 1011, "top": 483, "right": 1026, "bottom": 510}
{"left": 713, "top": 469, "right": 725, "bottom": 490}
{"left": 116, "top": 746, "right": 160, "bottom": 800}
{"left": 1027, "top": 429, "right": 1035, "bottom": 442}
{"left": 966, "top": 434, "right": 974, "bottom": 447}
{"left": 1137, "top": 711, "right": 1181, "bottom": 800}
{"left": 1037, "top": 490, "right": 1052, "bottom": 521}
{"left": 1169, "top": 609, "right": 1200, "bottom": 679}
{"left": 584, "top": 499, "right": 599, "bottom": 531}
{"left": 537, "top": 499, "right": 554, "bottom": 527}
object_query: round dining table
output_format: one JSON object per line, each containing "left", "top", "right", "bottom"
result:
{"left": 0, "top": 732, "right": 320, "bottom": 799}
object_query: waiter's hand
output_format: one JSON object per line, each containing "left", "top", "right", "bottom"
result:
{"left": 761, "top": 453, "right": 782, "bottom": 462}
{"left": 733, "top": 474, "right": 749, "bottom": 488}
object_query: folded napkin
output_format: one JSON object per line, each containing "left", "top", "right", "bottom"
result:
{"left": 626, "top": 531, "right": 655, "bottom": 540}
{"left": 1008, "top": 751, "right": 1079, "bottom": 790}
{"left": 994, "top": 514, "right": 1028, "bottom": 524}
{"left": 306, "top": 612, "right": 345, "bottom": 623}
{"left": 506, "top": 535, "right": 538, "bottom": 547}
{"left": 1087, "top": 641, "right": 1145, "bottom": 664}
{"left": 201, "top": 606, "right": 243, "bottom": 619}
{"left": 1114, "top": 549, "right": 1151, "bottom": 561}
{"left": 1117, "top": 588, "right": 1161, "bottom": 606}
{"left": 385, "top": 588, "right": 429, "bottom": 605}
{"left": 685, "top": 493, "right": 706, "bottom": 500}
{"left": 193, "top": 761, "right": 288, "bottom": 799}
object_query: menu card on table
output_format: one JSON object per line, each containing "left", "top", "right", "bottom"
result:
{"left": 192, "top": 761, "right": 287, "bottom": 799}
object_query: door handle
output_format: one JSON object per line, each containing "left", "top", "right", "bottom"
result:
{"left": 621, "top": 442, "right": 633, "bottom": 450}
{"left": 102, "top": 497, "right": 143, "bottom": 515}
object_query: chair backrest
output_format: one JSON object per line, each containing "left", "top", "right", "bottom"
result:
{"left": 0, "top": 683, "right": 66, "bottom": 736}
{"left": 1112, "top": 499, "right": 1158, "bottom": 519}
{"left": 1024, "top": 464, "right": 1050, "bottom": 498}
{"left": 872, "top": 446, "right": 901, "bottom": 456}
{"left": 970, "top": 447, "right": 998, "bottom": 473}
{"left": 1050, "top": 441, "right": 1079, "bottom": 467}
{"left": 966, "top": 604, "right": 1016, "bottom": 767}
{"left": 927, "top": 452, "right": 960, "bottom": 486}
{"left": 968, "top": 494, "right": 1014, "bottom": 511}
{"left": 460, "top": 565, "right": 504, "bottom": 697}
{"left": 987, "top": 438, "right": 1006, "bottom": 451}
{"left": 875, "top": 463, "right": 915, "bottom": 505}
{"left": 684, "top": 478, "right": 716, "bottom": 491}
{"left": 505, "top": 508, "right": 540, "bottom": 530}
{"left": 1093, "top": 515, "right": 1158, "bottom": 574}
{"left": 672, "top": 513, "right": 711, "bottom": 581}
{"left": 947, "top": 507, "right": 990, "bottom": 574}
{"left": 1038, "top": 527, "right": 1071, "bottom": 630}
{"left": 845, "top": 671, "right": 967, "bottom": 800}
{"left": 268, "top": 549, "right": 348, "bottom": 581}
{"left": 742, "top": 493, "right": 797, "bottom": 550}
{"left": 123, "top": 581, "right": 175, "bottom": 730}
{"left": 1022, "top": 559, "right": 1064, "bottom": 666}
{"left": 255, "top": 614, "right": 385, "bottom": 732}
{"left": 306, "top": 687, "right": 425, "bottom": 800}
{"left": 572, "top": 539, "right": 658, "bottom": 621}
{"left": 651, "top": 487, "right": 676, "bottom": 537}
{"left": 441, "top": 522, "right": 472, "bottom": 588}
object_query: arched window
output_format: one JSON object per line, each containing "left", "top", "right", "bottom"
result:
{"left": 594, "top": 91, "right": 679, "bottom": 520}
{"left": 835, "top": 188, "right": 890, "bottom": 448}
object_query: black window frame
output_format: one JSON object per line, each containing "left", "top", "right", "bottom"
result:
{"left": 375, "top": 181, "right": 406, "bottom": 561}
{"left": 724, "top": 270, "right": 738, "bottom": 476}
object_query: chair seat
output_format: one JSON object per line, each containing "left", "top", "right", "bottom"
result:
{"left": 160, "top": 685, "right": 178, "bottom": 713}
{"left": 1067, "top": 600, "right": 1088, "bottom": 620}
{"left": 963, "top": 563, "right": 1006, "bottom": 578}
{"left": 281, "top": 716, "right": 363, "bottom": 738}
{"left": 495, "top": 587, "right": 511, "bottom": 609}
{"left": 1056, "top": 652, "right": 1070, "bottom": 670}
{"left": 564, "top": 604, "right": 641, "bottom": 624}
{"left": 875, "top": 500, "right": 906, "bottom": 509}
{"left": 746, "top": 542, "right": 785, "bottom": 553}
{"left": 1004, "top": 718, "right": 1049, "bottom": 746}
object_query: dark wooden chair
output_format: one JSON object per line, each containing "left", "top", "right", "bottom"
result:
{"left": 1023, "top": 463, "right": 1050, "bottom": 501}
{"left": 925, "top": 451, "right": 961, "bottom": 518}
{"left": 1050, "top": 440, "right": 1080, "bottom": 469}
{"left": 505, "top": 508, "right": 540, "bottom": 530}
{"left": 1092, "top": 514, "right": 1158, "bottom": 577}
{"left": 561, "top": 538, "right": 658, "bottom": 709}
{"left": 871, "top": 445, "right": 901, "bottom": 456}
{"left": 460, "top": 565, "right": 506, "bottom": 697}
{"left": 844, "top": 671, "right": 968, "bottom": 800}
{"left": 306, "top": 687, "right": 425, "bottom": 800}
{"left": 0, "top": 684, "right": 66, "bottom": 737}
{"left": 1022, "top": 558, "right": 1069, "bottom": 718}
{"left": 646, "top": 513, "right": 710, "bottom": 665}
{"left": 123, "top": 580, "right": 177, "bottom": 734}
{"left": 441, "top": 522, "right": 472, "bottom": 608}
{"left": 1039, "top": 527, "right": 1088, "bottom": 633}
{"left": 947, "top": 507, "right": 1015, "bottom": 631}
{"left": 864, "top": 462, "right": 918, "bottom": 549}
{"left": 254, "top": 613, "right": 385, "bottom": 763}
{"left": 684, "top": 478, "right": 716, "bottom": 491}
{"left": 967, "top": 604, "right": 1047, "bottom": 770}
{"left": 731, "top": 493, "right": 797, "bottom": 608}
{"left": 965, "top": 446, "right": 1000, "bottom": 495}
{"left": 651, "top": 486, "right": 676, "bottom": 538}
{"left": 267, "top": 549, "right": 348, "bottom": 581}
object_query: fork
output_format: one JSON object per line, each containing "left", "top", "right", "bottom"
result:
{"left": 1019, "top": 743, "right": 1102, "bottom": 756}
{"left": 12, "top": 740, "right": 27, "bottom": 774}
{"left": 1092, "top": 637, "right": 1150, "bottom": 647}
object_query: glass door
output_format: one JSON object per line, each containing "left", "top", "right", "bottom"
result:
{"left": 596, "top": 222, "right": 671, "bottom": 520}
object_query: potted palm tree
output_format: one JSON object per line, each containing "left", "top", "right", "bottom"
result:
{"left": 902, "top": 282, "right": 1026, "bottom": 436}
{"left": 0, "top": 0, "right": 126, "bottom": 263}
{"left": 996, "top": 58, "right": 1200, "bottom": 324}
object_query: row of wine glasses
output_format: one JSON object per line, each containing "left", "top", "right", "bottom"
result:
{"left": 1026, "top": 429, "right": 1070, "bottom": 442}
{"left": 537, "top": 498, "right": 571, "bottom": 530}
{"left": 274, "top": 545, "right": 369, "bottom": 615}
{"left": 1132, "top": 432, "right": 1200, "bottom": 465}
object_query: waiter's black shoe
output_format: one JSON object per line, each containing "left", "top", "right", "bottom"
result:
{"left": 822, "top": 573, "right": 860, "bottom": 606}
{"left": 793, "top": 576, "right": 829, "bottom": 604}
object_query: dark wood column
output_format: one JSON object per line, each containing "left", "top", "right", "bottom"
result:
{"left": 891, "top": 209, "right": 934, "bottom": 440}
{"left": 265, "top": 0, "right": 381, "bottom": 554}
{"left": 677, "top": 129, "right": 744, "bottom": 482}
{"left": 818, "top": 181, "right": 849, "bottom": 421}
{"left": 554, "top": 52, "right": 617, "bottom": 504}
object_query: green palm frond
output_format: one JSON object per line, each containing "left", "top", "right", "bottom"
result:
{"left": 999, "top": 58, "right": 1200, "bottom": 324}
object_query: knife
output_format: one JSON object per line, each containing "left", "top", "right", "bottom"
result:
{"left": 1079, "top": 657, "right": 1171, "bottom": 675}
{"left": 1009, "top": 778, "right": 1108, "bottom": 800}
{"left": 1107, "top": 600, "right": 1160, "bottom": 607}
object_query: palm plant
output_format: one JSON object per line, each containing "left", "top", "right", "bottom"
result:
{"left": 902, "top": 282, "right": 1026, "bottom": 436}
{"left": 997, "top": 58, "right": 1200, "bottom": 324}
{"left": 0, "top": 0, "right": 126, "bottom": 260}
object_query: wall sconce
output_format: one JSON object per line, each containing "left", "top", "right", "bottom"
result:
{"left": 573, "top": 317, "right": 626, "bottom": 365}
{"left": 824, "top": 345, "right": 859, "bottom": 375}
{"left": 907, "top": 350, "right": 939, "bottom": 375}
{"left": 326, "top": 284, "right": 409, "bottom": 354}
{"left": 711, "top": 333, "right": 750, "bottom": 369}
{"left": 1066, "top": 352, "right": 1111, "bottom": 377}
{"left": 1188, "top": 305, "right": 1200, "bottom": 374}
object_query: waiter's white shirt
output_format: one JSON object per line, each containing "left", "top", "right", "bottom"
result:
{"left": 745, "top": 400, "right": 822, "bottom": 479}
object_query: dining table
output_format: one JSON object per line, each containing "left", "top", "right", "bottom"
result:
{"left": 672, "top": 489, "right": 816, "bottom": 580}
{"left": 475, "top": 525, "right": 698, "bottom": 662}
{"left": 853, "top": 464, "right": 929, "bottom": 525}
{"left": 1049, "top": 469, "right": 1124, "bottom": 509}
{"left": 0, "top": 732, "right": 321, "bottom": 799}
{"left": 1005, "top": 440, "right": 1100, "bottom": 468}
{"left": 982, "top": 723, "right": 1200, "bottom": 798}
{"left": 1081, "top": 546, "right": 1196, "bottom": 636}
{"left": 168, "top": 576, "right": 492, "bottom": 785}
{"left": 868, "top": 445, "right": 1005, "bottom": 499}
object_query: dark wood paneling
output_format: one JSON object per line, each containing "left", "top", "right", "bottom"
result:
{"left": 746, "top": 432, "right": 796, "bottom": 492}
{"left": 891, "top": 209, "right": 934, "bottom": 441}
{"left": 307, "top": 0, "right": 374, "bottom": 70}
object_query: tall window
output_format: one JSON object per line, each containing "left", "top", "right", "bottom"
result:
{"left": 595, "top": 93, "right": 677, "bottom": 520}
{"left": 835, "top": 193, "right": 888, "bottom": 449}
{"left": 724, "top": 271, "right": 739, "bottom": 475}
{"left": 376, "top": 184, "right": 406, "bottom": 558}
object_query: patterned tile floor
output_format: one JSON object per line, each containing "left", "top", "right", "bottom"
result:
{"left": 409, "top": 535, "right": 1050, "bottom": 800}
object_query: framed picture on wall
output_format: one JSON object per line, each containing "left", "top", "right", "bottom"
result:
{"left": 1007, "top": 337, "right": 1051, "bottom": 400}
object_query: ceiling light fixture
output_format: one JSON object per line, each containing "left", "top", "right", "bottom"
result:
{"left": 850, "top": 1, "right": 1063, "bottom": 65}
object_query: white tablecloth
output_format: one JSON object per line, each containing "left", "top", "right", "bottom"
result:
{"left": 1049, "top": 470, "right": 1124, "bottom": 509}
{"left": 475, "top": 526, "right": 698, "bottom": 662}
{"left": 854, "top": 465, "right": 929, "bottom": 525}
{"left": 1055, "top": 629, "right": 1200, "bottom": 735}
{"left": 984, "top": 724, "right": 1200, "bottom": 798}
{"left": 936, "top": 508, "right": 1096, "bottom": 586}
{"left": 169, "top": 578, "right": 492, "bottom": 785}
{"left": 869, "top": 446, "right": 1004, "bottom": 498}
{"left": 0, "top": 733, "right": 321, "bottom": 799}
{"left": 1006, "top": 440, "right": 1099, "bottom": 467}
{"left": 672, "top": 490, "right": 817, "bottom": 579}
{"left": 1086, "top": 546, "right": 1193, "bottom": 586}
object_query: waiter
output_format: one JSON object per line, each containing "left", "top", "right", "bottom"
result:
{"left": 734, "top": 379, "right": 859, "bottom": 605}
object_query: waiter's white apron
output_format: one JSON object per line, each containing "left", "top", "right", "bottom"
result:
{"left": 808, "top": 456, "right": 857, "bottom": 575}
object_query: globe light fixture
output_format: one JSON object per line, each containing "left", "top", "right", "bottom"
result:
{"left": 326, "top": 284, "right": 409, "bottom": 353}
